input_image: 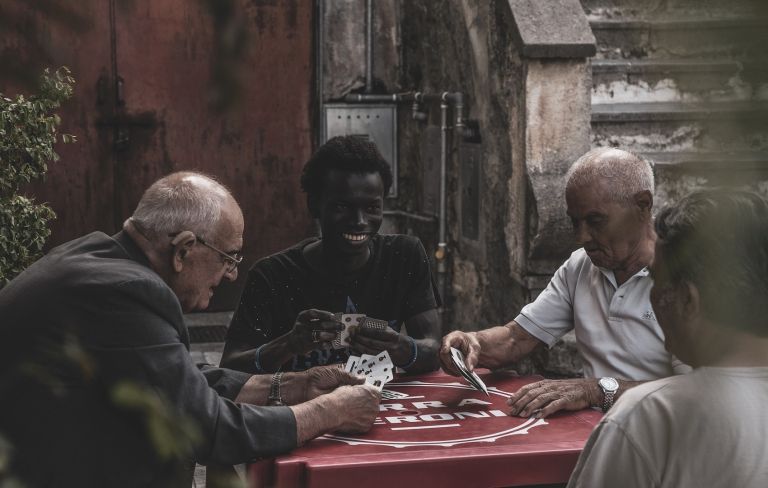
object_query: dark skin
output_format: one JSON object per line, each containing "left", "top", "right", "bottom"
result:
{"left": 221, "top": 170, "right": 440, "bottom": 373}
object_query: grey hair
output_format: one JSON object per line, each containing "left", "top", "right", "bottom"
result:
{"left": 565, "top": 148, "right": 654, "bottom": 204}
{"left": 130, "top": 171, "right": 232, "bottom": 241}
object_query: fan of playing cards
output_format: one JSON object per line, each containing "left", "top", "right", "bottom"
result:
{"left": 450, "top": 347, "right": 489, "bottom": 396}
{"left": 344, "top": 350, "right": 394, "bottom": 391}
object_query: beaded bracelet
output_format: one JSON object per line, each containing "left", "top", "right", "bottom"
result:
{"left": 400, "top": 336, "right": 418, "bottom": 369}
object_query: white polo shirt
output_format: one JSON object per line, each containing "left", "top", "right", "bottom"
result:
{"left": 515, "top": 248, "right": 689, "bottom": 380}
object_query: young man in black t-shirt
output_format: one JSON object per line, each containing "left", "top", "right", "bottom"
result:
{"left": 221, "top": 136, "right": 441, "bottom": 373}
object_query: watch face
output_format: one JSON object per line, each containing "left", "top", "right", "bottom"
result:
{"left": 600, "top": 377, "right": 619, "bottom": 392}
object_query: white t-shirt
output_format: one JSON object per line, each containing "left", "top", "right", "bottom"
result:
{"left": 515, "top": 248, "right": 688, "bottom": 379}
{"left": 568, "top": 367, "right": 768, "bottom": 488}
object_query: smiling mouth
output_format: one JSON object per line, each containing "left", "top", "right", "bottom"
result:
{"left": 342, "top": 233, "right": 369, "bottom": 242}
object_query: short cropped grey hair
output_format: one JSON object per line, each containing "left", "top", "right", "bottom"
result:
{"left": 130, "top": 171, "right": 232, "bottom": 241}
{"left": 565, "top": 148, "right": 654, "bottom": 205}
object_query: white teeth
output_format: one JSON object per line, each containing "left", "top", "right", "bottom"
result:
{"left": 343, "top": 233, "right": 367, "bottom": 242}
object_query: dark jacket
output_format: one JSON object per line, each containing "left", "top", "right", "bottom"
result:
{"left": 0, "top": 231, "right": 296, "bottom": 487}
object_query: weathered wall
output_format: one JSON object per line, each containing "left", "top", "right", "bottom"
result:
{"left": 398, "top": 0, "right": 529, "bottom": 329}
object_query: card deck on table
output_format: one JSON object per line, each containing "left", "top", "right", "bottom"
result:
{"left": 450, "top": 347, "right": 489, "bottom": 396}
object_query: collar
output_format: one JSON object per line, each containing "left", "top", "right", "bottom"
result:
{"left": 113, "top": 230, "right": 153, "bottom": 269}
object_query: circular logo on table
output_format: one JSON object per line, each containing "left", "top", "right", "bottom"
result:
{"left": 322, "top": 380, "right": 548, "bottom": 448}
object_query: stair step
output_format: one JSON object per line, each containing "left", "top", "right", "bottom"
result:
{"left": 590, "top": 17, "right": 768, "bottom": 31}
{"left": 644, "top": 151, "right": 768, "bottom": 170}
{"left": 591, "top": 101, "right": 768, "bottom": 123}
{"left": 590, "top": 16, "right": 768, "bottom": 59}
{"left": 592, "top": 59, "right": 741, "bottom": 76}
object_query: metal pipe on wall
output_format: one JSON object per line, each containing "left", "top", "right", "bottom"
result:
{"left": 435, "top": 94, "right": 450, "bottom": 307}
{"left": 365, "top": 0, "right": 373, "bottom": 93}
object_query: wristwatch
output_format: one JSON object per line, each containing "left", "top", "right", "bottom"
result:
{"left": 268, "top": 372, "right": 285, "bottom": 406}
{"left": 598, "top": 377, "right": 619, "bottom": 413}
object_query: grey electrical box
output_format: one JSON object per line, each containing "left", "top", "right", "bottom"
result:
{"left": 323, "top": 103, "right": 398, "bottom": 197}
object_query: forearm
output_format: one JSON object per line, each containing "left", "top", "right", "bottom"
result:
{"left": 400, "top": 337, "right": 439, "bottom": 373}
{"left": 289, "top": 396, "right": 339, "bottom": 445}
{"left": 614, "top": 379, "right": 644, "bottom": 403}
{"left": 221, "top": 335, "right": 296, "bottom": 374}
{"left": 474, "top": 321, "right": 541, "bottom": 369}
{"left": 233, "top": 371, "right": 309, "bottom": 406}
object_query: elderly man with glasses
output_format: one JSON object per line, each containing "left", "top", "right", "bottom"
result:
{"left": 0, "top": 172, "right": 380, "bottom": 487}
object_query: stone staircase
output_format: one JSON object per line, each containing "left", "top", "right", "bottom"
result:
{"left": 583, "top": 0, "right": 768, "bottom": 203}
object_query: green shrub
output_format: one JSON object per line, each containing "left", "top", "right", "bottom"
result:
{"left": 0, "top": 67, "right": 75, "bottom": 287}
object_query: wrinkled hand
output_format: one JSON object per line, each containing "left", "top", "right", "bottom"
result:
{"left": 289, "top": 309, "right": 342, "bottom": 354}
{"left": 438, "top": 331, "right": 481, "bottom": 376}
{"left": 302, "top": 365, "right": 365, "bottom": 401}
{"left": 506, "top": 379, "right": 600, "bottom": 418}
{"left": 348, "top": 325, "right": 411, "bottom": 366}
{"left": 328, "top": 384, "right": 381, "bottom": 434}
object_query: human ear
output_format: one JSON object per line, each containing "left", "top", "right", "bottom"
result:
{"left": 681, "top": 281, "right": 700, "bottom": 318}
{"left": 170, "top": 230, "right": 196, "bottom": 272}
{"left": 634, "top": 190, "right": 653, "bottom": 216}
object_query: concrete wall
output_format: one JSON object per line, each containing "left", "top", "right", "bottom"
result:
{"left": 320, "top": 0, "right": 595, "bottom": 376}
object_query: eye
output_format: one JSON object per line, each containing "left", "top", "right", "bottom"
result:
{"left": 586, "top": 216, "right": 606, "bottom": 228}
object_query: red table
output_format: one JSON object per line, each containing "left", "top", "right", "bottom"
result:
{"left": 249, "top": 371, "right": 602, "bottom": 488}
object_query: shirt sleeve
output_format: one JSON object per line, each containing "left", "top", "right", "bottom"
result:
{"left": 514, "top": 255, "right": 576, "bottom": 347}
{"left": 94, "top": 278, "right": 297, "bottom": 465}
{"left": 567, "top": 418, "right": 658, "bottom": 488}
{"left": 400, "top": 236, "right": 441, "bottom": 320}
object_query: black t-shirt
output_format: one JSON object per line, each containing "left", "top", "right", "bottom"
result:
{"left": 226, "top": 234, "right": 441, "bottom": 371}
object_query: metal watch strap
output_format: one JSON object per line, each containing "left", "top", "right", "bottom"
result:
{"left": 602, "top": 389, "right": 615, "bottom": 413}
{"left": 268, "top": 371, "right": 284, "bottom": 406}
{"left": 599, "top": 377, "right": 619, "bottom": 413}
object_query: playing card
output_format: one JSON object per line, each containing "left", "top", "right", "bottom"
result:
{"left": 450, "top": 347, "right": 489, "bottom": 396}
{"left": 352, "top": 353, "right": 370, "bottom": 375}
{"left": 361, "top": 317, "right": 388, "bottom": 331}
{"left": 344, "top": 354, "right": 360, "bottom": 373}
{"left": 369, "top": 351, "right": 394, "bottom": 383}
{"left": 380, "top": 389, "right": 411, "bottom": 400}
{"left": 332, "top": 313, "right": 366, "bottom": 349}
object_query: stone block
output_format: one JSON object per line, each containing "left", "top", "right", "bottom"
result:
{"left": 507, "top": 0, "right": 596, "bottom": 58}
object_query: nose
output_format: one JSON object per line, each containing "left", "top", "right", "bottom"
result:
{"left": 354, "top": 208, "right": 367, "bottom": 227}
{"left": 224, "top": 266, "right": 238, "bottom": 282}
{"left": 573, "top": 221, "right": 590, "bottom": 246}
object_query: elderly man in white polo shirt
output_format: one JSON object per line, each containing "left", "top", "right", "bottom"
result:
{"left": 440, "top": 147, "right": 690, "bottom": 418}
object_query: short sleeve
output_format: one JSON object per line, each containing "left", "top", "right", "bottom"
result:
{"left": 514, "top": 256, "right": 576, "bottom": 347}
{"left": 400, "top": 237, "right": 441, "bottom": 320}
{"left": 567, "top": 418, "right": 657, "bottom": 488}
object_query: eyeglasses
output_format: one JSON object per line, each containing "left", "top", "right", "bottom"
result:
{"left": 195, "top": 235, "right": 243, "bottom": 274}
{"left": 169, "top": 232, "right": 243, "bottom": 274}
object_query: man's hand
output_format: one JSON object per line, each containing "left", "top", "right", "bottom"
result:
{"left": 348, "top": 325, "right": 411, "bottom": 366}
{"left": 439, "top": 331, "right": 481, "bottom": 375}
{"left": 328, "top": 384, "right": 381, "bottom": 434}
{"left": 288, "top": 309, "right": 342, "bottom": 354}
{"left": 506, "top": 378, "right": 601, "bottom": 418}
{"left": 302, "top": 365, "right": 364, "bottom": 402}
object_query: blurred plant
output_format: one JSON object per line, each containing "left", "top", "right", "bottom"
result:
{"left": 111, "top": 382, "right": 203, "bottom": 463}
{"left": 0, "top": 66, "right": 75, "bottom": 287}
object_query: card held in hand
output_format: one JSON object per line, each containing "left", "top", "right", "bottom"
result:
{"left": 343, "top": 350, "right": 394, "bottom": 392}
{"left": 449, "top": 346, "right": 489, "bottom": 396}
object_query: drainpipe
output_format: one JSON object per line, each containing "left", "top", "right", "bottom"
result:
{"left": 365, "top": 0, "right": 373, "bottom": 93}
{"left": 435, "top": 93, "right": 450, "bottom": 310}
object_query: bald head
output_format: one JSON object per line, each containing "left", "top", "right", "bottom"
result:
{"left": 566, "top": 148, "right": 654, "bottom": 205}
{"left": 129, "top": 171, "right": 238, "bottom": 242}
